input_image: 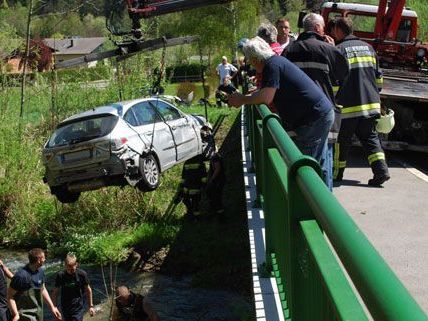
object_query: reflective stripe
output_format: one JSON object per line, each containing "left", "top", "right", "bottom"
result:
{"left": 293, "top": 61, "right": 330, "bottom": 72}
{"left": 341, "top": 103, "right": 380, "bottom": 119}
{"left": 348, "top": 56, "right": 376, "bottom": 65}
{"left": 184, "top": 164, "right": 202, "bottom": 169}
{"left": 328, "top": 132, "right": 338, "bottom": 140}
{"left": 368, "top": 152, "right": 385, "bottom": 164}
{"left": 349, "top": 61, "right": 376, "bottom": 69}
{"left": 333, "top": 142, "right": 341, "bottom": 178}
{"left": 376, "top": 77, "right": 383, "bottom": 90}
{"left": 287, "top": 131, "right": 297, "bottom": 137}
{"left": 339, "top": 161, "right": 346, "bottom": 168}
{"left": 333, "top": 86, "right": 340, "bottom": 94}
{"left": 342, "top": 103, "right": 380, "bottom": 114}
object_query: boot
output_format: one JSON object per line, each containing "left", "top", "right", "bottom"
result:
{"left": 369, "top": 160, "right": 390, "bottom": 187}
{"left": 368, "top": 174, "right": 390, "bottom": 187}
{"left": 333, "top": 168, "right": 345, "bottom": 182}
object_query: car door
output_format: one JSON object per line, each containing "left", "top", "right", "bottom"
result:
{"left": 150, "top": 99, "right": 198, "bottom": 161}
{"left": 123, "top": 102, "right": 176, "bottom": 170}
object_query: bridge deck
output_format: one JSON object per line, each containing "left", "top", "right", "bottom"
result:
{"left": 333, "top": 148, "right": 428, "bottom": 314}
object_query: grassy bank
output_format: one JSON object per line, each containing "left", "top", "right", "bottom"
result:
{"left": 0, "top": 60, "right": 253, "bottom": 302}
{"left": 0, "top": 61, "right": 234, "bottom": 252}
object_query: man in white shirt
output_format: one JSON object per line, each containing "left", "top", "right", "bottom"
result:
{"left": 216, "top": 56, "right": 237, "bottom": 86}
{"left": 215, "top": 56, "right": 238, "bottom": 106}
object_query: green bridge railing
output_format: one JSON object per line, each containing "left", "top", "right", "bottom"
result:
{"left": 245, "top": 104, "right": 428, "bottom": 321}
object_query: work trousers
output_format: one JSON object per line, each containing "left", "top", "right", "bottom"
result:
{"left": 182, "top": 192, "right": 201, "bottom": 217}
{"left": 206, "top": 181, "right": 225, "bottom": 214}
{"left": 334, "top": 116, "right": 389, "bottom": 178}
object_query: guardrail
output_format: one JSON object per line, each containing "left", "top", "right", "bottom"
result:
{"left": 246, "top": 104, "right": 428, "bottom": 321}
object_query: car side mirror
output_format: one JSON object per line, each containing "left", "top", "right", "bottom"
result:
{"left": 298, "top": 11, "right": 307, "bottom": 29}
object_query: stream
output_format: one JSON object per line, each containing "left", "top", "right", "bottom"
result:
{"left": 0, "top": 249, "right": 253, "bottom": 321}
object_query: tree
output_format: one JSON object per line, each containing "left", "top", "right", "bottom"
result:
{"left": 157, "top": 0, "right": 259, "bottom": 64}
{"left": 0, "top": 22, "right": 22, "bottom": 60}
{"left": 19, "top": 39, "right": 53, "bottom": 72}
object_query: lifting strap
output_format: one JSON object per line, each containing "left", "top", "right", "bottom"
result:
{"left": 151, "top": 37, "right": 167, "bottom": 95}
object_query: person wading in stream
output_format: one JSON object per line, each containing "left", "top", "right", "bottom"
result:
{"left": 0, "top": 259, "right": 13, "bottom": 321}
{"left": 114, "top": 286, "right": 160, "bottom": 321}
{"left": 52, "top": 254, "right": 95, "bottom": 321}
{"left": 7, "top": 248, "right": 62, "bottom": 321}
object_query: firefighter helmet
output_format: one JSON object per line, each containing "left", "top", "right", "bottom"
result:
{"left": 376, "top": 109, "right": 395, "bottom": 134}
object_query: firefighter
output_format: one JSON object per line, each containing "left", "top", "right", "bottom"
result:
{"left": 285, "top": 13, "right": 349, "bottom": 190}
{"left": 206, "top": 151, "right": 225, "bottom": 218}
{"left": 330, "top": 17, "right": 390, "bottom": 186}
{"left": 200, "top": 124, "right": 225, "bottom": 218}
{"left": 176, "top": 154, "right": 207, "bottom": 219}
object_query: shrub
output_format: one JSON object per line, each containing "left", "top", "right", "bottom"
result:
{"left": 176, "top": 81, "right": 197, "bottom": 102}
{"left": 166, "top": 63, "right": 204, "bottom": 83}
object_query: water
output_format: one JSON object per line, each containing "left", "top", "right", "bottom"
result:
{"left": 0, "top": 249, "right": 253, "bottom": 321}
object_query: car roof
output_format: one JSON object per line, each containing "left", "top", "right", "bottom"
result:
{"left": 60, "top": 97, "right": 171, "bottom": 124}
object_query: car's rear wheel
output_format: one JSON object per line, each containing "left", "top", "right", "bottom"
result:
{"left": 137, "top": 154, "right": 160, "bottom": 191}
{"left": 51, "top": 186, "right": 81, "bottom": 203}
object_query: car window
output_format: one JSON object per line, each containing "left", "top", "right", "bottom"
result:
{"left": 48, "top": 115, "right": 118, "bottom": 147}
{"left": 132, "top": 102, "right": 162, "bottom": 125}
{"left": 123, "top": 109, "right": 139, "bottom": 126}
{"left": 151, "top": 100, "right": 182, "bottom": 121}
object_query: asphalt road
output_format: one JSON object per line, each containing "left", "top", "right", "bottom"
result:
{"left": 333, "top": 147, "right": 428, "bottom": 315}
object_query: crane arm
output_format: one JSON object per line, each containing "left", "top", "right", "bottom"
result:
{"left": 374, "top": 0, "right": 406, "bottom": 40}
{"left": 125, "top": 0, "right": 233, "bottom": 18}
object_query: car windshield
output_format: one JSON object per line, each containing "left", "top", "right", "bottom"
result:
{"left": 47, "top": 114, "right": 118, "bottom": 148}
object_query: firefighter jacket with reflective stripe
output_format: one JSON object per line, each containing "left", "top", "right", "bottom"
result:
{"left": 335, "top": 35, "right": 383, "bottom": 119}
{"left": 181, "top": 155, "right": 207, "bottom": 192}
{"left": 285, "top": 32, "right": 349, "bottom": 143}
{"left": 285, "top": 32, "right": 349, "bottom": 105}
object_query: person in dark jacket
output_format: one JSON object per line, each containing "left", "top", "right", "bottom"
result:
{"left": 0, "top": 259, "right": 13, "bottom": 321}
{"left": 206, "top": 152, "right": 226, "bottom": 217}
{"left": 330, "top": 17, "right": 390, "bottom": 186}
{"left": 114, "top": 286, "right": 159, "bottom": 321}
{"left": 286, "top": 12, "right": 349, "bottom": 190}
{"left": 177, "top": 155, "right": 207, "bottom": 219}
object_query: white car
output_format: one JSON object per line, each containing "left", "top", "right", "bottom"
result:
{"left": 42, "top": 97, "right": 206, "bottom": 203}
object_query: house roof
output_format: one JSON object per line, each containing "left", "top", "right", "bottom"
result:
{"left": 42, "top": 37, "right": 106, "bottom": 55}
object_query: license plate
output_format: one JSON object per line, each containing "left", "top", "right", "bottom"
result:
{"left": 63, "top": 149, "right": 91, "bottom": 162}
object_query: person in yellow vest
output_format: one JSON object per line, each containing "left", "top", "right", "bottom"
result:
{"left": 330, "top": 17, "right": 390, "bottom": 186}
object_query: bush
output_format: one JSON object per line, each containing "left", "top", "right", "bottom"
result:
{"left": 176, "top": 81, "right": 197, "bottom": 102}
{"left": 166, "top": 63, "right": 204, "bottom": 83}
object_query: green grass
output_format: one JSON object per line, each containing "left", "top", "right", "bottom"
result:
{"left": 0, "top": 60, "right": 250, "bottom": 291}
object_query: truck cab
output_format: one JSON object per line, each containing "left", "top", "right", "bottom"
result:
{"left": 320, "top": 1, "right": 427, "bottom": 70}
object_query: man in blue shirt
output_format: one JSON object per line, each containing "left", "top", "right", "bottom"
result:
{"left": 7, "top": 248, "right": 61, "bottom": 321}
{"left": 229, "top": 36, "right": 334, "bottom": 186}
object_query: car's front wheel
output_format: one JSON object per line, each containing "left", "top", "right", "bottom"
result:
{"left": 51, "top": 186, "right": 81, "bottom": 203}
{"left": 137, "top": 154, "right": 160, "bottom": 191}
